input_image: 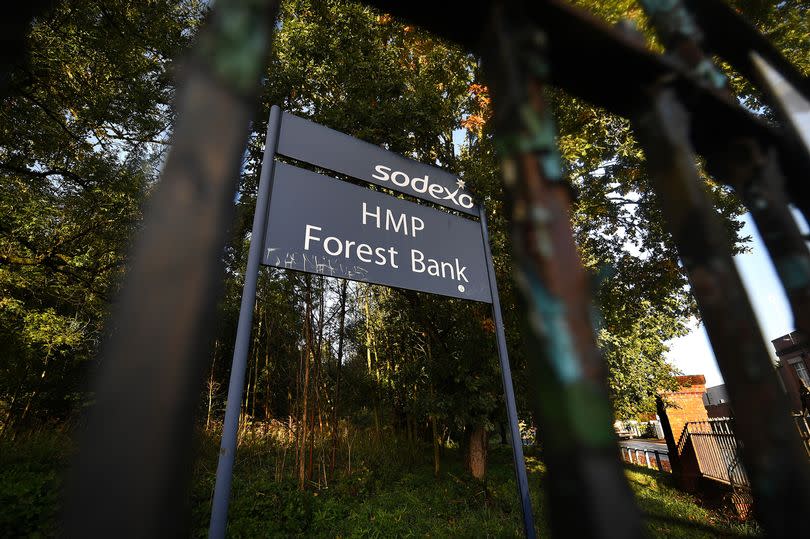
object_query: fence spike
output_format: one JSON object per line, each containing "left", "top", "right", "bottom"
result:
{"left": 482, "top": 6, "right": 645, "bottom": 538}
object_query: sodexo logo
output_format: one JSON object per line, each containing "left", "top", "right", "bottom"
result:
{"left": 371, "top": 164, "right": 474, "bottom": 211}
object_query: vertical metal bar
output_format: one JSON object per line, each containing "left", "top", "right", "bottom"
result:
{"left": 632, "top": 88, "right": 810, "bottom": 536}
{"left": 720, "top": 145, "right": 810, "bottom": 339}
{"left": 712, "top": 432, "right": 721, "bottom": 481}
{"left": 482, "top": 7, "right": 645, "bottom": 538}
{"left": 750, "top": 52, "right": 810, "bottom": 160}
{"left": 721, "top": 425, "right": 735, "bottom": 482}
{"left": 654, "top": 451, "right": 662, "bottom": 471}
{"left": 480, "top": 204, "right": 537, "bottom": 539}
{"left": 645, "top": 451, "right": 651, "bottom": 469}
{"left": 639, "top": 0, "right": 810, "bottom": 346}
{"left": 698, "top": 426, "right": 711, "bottom": 478}
{"left": 64, "top": 2, "right": 280, "bottom": 536}
{"left": 209, "top": 105, "right": 282, "bottom": 539}
{"left": 713, "top": 433, "right": 724, "bottom": 481}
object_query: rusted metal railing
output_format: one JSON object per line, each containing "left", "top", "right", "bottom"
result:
{"left": 678, "top": 418, "right": 750, "bottom": 487}
{"left": 63, "top": 0, "right": 810, "bottom": 537}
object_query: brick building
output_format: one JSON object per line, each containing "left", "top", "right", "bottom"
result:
{"left": 656, "top": 375, "right": 708, "bottom": 490}
{"left": 657, "top": 375, "right": 707, "bottom": 444}
{"left": 772, "top": 331, "right": 810, "bottom": 412}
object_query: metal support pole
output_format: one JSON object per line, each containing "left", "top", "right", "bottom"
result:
{"left": 479, "top": 204, "right": 536, "bottom": 539}
{"left": 209, "top": 105, "right": 282, "bottom": 539}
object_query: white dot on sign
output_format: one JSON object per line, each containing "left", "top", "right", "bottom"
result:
{"left": 458, "top": 284, "right": 465, "bottom": 292}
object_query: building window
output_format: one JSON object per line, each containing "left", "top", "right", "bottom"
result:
{"left": 793, "top": 360, "right": 810, "bottom": 387}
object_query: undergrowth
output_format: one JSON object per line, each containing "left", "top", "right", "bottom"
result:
{"left": 1, "top": 429, "right": 761, "bottom": 537}
{"left": 0, "top": 430, "right": 72, "bottom": 538}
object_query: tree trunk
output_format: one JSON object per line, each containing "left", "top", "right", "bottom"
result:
{"left": 308, "top": 277, "right": 325, "bottom": 484}
{"left": 19, "top": 350, "right": 53, "bottom": 426}
{"left": 466, "top": 424, "right": 488, "bottom": 480}
{"left": 251, "top": 316, "right": 261, "bottom": 419}
{"left": 241, "top": 306, "right": 260, "bottom": 434}
{"left": 298, "top": 276, "right": 313, "bottom": 490}
{"left": 431, "top": 414, "right": 441, "bottom": 478}
{"left": 364, "top": 291, "right": 382, "bottom": 445}
{"left": 331, "top": 280, "right": 347, "bottom": 476}
{"left": 263, "top": 338, "right": 271, "bottom": 420}
{"left": 206, "top": 340, "right": 218, "bottom": 430}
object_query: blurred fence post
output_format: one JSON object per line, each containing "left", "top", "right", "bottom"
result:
{"left": 64, "top": 1, "right": 281, "bottom": 537}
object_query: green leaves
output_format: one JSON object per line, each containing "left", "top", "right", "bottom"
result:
{"left": 0, "top": 0, "right": 204, "bottom": 428}
{"left": 3, "top": 0, "right": 802, "bottom": 435}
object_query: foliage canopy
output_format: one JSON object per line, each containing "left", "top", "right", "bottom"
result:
{"left": 1, "top": 0, "right": 806, "bottom": 451}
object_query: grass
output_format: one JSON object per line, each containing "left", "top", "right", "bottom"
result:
{"left": 625, "top": 467, "right": 759, "bottom": 538}
{"left": 1, "top": 429, "right": 761, "bottom": 537}
{"left": 0, "top": 430, "right": 71, "bottom": 539}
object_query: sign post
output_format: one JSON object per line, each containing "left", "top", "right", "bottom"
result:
{"left": 480, "top": 204, "right": 536, "bottom": 539}
{"left": 209, "top": 108, "right": 535, "bottom": 538}
{"left": 209, "top": 106, "right": 282, "bottom": 539}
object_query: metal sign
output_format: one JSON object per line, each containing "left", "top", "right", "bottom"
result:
{"left": 263, "top": 162, "right": 492, "bottom": 303}
{"left": 211, "top": 107, "right": 535, "bottom": 539}
{"left": 277, "top": 112, "right": 478, "bottom": 216}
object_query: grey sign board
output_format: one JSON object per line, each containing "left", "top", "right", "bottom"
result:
{"left": 262, "top": 162, "right": 492, "bottom": 303}
{"left": 276, "top": 112, "right": 478, "bottom": 216}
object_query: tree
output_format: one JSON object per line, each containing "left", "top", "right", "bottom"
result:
{"left": 3, "top": 0, "right": 806, "bottom": 485}
{"left": 0, "top": 0, "right": 204, "bottom": 430}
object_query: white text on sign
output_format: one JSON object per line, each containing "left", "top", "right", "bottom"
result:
{"left": 371, "top": 165, "right": 474, "bottom": 210}
{"left": 302, "top": 200, "right": 469, "bottom": 284}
